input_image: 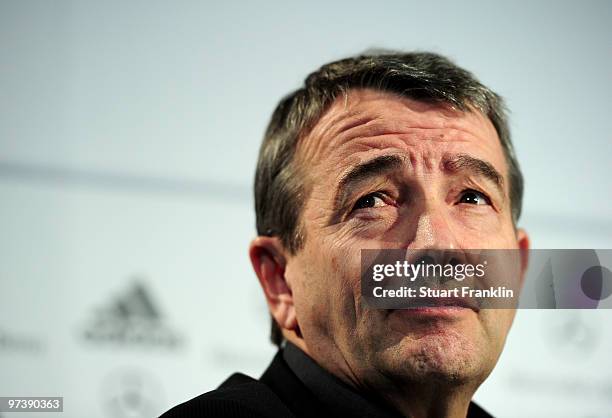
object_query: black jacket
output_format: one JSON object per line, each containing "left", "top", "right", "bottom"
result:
{"left": 160, "top": 346, "right": 493, "bottom": 418}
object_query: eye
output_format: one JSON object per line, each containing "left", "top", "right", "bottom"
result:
{"left": 352, "top": 192, "right": 387, "bottom": 211}
{"left": 459, "top": 189, "right": 490, "bottom": 206}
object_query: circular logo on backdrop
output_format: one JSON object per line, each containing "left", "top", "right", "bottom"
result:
{"left": 100, "top": 367, "right": 165, "bottom": 418}
{"left": 542, "top": 311, "right": 602, "bottom": 359}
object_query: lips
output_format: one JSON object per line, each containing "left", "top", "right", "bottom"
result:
{"left": 399, "top": 296, "right": 480, "bottom": 312}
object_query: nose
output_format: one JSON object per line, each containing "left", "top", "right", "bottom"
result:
{"left": 408, "top": 204, "right": 459, "bottom": 251}
{"left": 404, "top": 206, "right": 468, "bottom": 284}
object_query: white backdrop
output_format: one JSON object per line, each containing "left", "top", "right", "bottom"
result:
{"left": 1, "top": 1, "right": 611, "bottom": 417}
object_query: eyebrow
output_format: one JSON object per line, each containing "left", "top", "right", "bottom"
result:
{"left": 333, "top": 154, "right": 404, "bottom": 213}
{"left": 443, "top": 154, "right": 504, "bottom": 192}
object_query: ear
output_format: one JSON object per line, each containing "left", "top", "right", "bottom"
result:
{"left": 249, "top": 236, "right": 298, "bottom": 334}
{"left": 516, "top": 228, "right": 530, "bottom": 287}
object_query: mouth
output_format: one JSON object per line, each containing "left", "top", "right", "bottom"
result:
{"left": 415, "top": 296, "right": 479, "bottom": 310}
{"left": 388, "top": 297, "right": 480, "bottom": 319}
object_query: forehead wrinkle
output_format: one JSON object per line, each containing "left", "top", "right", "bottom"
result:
{"left": 335, "top": 103, "right": 495, "bottom": 145}
{"left": 296, "top": 90, "right": 411, "bottom": 164}
{"left": 296, "top": 90, "right": 503, "bottom": 185}
{"left": 315, "top": 115, "right": 496, "bottom": 167}
{"left": 296, "top": 101, "right": 353, "bottom": 167}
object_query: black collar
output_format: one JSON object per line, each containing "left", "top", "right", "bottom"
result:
{"left": 283, "top": 342, "right": 406, "bottom": 418}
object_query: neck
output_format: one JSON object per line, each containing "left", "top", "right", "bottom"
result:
{"left": 287, "top": 335, "right": 481, "bottom": 418}
{"left": 378, "top": 381, "right": 477, "bottom": 418}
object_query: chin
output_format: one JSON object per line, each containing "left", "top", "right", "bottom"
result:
{"left": 376, "top": 330, "right": 491, "bottom": 385}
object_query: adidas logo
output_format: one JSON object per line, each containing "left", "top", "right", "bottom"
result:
{"left": 82, "top": 279, "right": 182, "bottom": 348}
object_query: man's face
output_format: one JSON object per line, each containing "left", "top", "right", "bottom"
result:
{"left": 284, "top": 89, "right": 527, "bottom": 390}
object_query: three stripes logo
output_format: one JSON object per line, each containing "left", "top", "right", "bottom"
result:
{"left": 82, "top": 279, "right": 182, "bottom": 348}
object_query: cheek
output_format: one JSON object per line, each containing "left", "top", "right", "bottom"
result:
{"left": 291, "top": 244, "right": 361, "bottom": 337}
{"left": 326, "top": 256, "right": 364, "bottom": 346}
{"left": 323, "top": 249, "right": 362, "bottom": 317}
{"left": 480, "top": 309, "right": 516, "bottom": 349}
{"left": 450, "top": 214, "right": 518, "bottom": 249}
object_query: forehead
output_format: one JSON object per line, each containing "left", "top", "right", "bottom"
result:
{"left": 296, "top": 88, "right": 506, "bottom": 179}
